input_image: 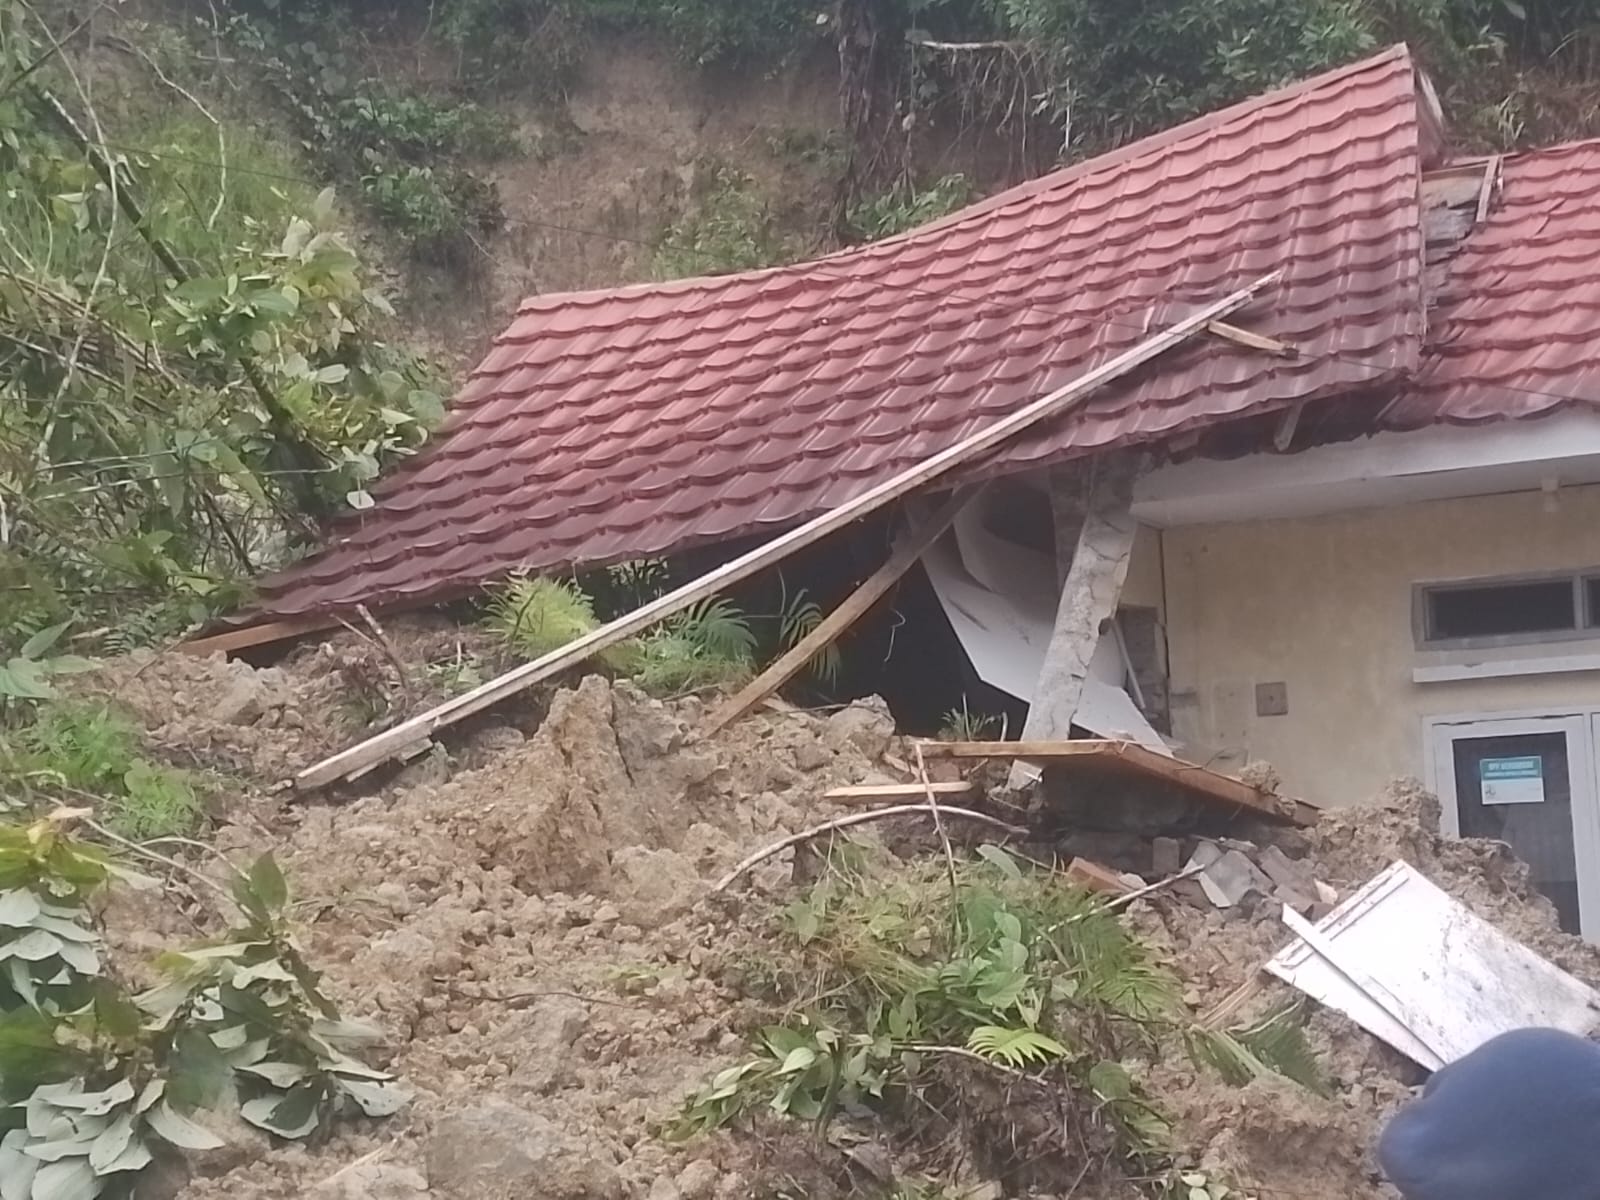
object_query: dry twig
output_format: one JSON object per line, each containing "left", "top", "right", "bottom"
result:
{"left": 712, "top": 805, "right": 1026, "bottom": 892}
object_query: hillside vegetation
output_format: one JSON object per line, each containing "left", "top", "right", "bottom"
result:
{"left": 2, "top": 0, "right": 1595, "bottom": 648}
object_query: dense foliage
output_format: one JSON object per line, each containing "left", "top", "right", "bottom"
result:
{"left": 0, "top": 4, "right": 445, "bottom": 650}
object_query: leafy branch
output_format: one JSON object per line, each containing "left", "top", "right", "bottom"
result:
{"left": 0, "top": 812, "right": 404, "bottom": 1200}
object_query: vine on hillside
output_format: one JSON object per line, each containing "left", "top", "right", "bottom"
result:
{"left": 216, "top": 2, "right": 519, "bottom": 261}
{"left": 0, "top": 5, "right": 445, "bottom": 648}
{"left": 0, "top": 814, "right": 404, "bottom": 1200}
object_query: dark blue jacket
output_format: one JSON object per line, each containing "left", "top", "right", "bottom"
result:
{"left": 1377, "top": 1027, "right": 1600, "bottom": 1200}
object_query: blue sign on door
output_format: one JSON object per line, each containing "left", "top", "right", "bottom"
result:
{"left": 1481, "top": 756, "right": 1546, "bottom": 805}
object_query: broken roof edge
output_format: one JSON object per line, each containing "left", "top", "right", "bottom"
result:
{"left": 500, "top": 44, "right": 1430, "bottom": 320}
{"left": 205, "top": 358, "right": 1405, "bottom": 646}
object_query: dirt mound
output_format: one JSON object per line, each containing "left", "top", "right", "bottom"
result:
{"left": 74, "top": 647, "right": 1595, "bottom": 1200}
{"left": 126, "top": 676, "right": 897, "bottom": 1199}
{"left": 69, "top": 617, "right": 509, "bottom": 783}
{"left": 1133, "top": 776, "right": 1600, "bottom": 1200}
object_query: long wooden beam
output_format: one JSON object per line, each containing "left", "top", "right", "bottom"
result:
{"left": 920, "top": 738, "right": 1312, "bottom": 826}
{"left": 704, "top": 491, "right": 971, "bottom": 735}
{"left": 293, "top": 271, "right": 1283, "bottom": 791}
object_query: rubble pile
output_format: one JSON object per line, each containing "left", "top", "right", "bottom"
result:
{"left": 58, "top": 641, "right": 1600, "bottom": 1200}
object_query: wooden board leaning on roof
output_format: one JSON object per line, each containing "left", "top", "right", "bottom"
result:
{"left": 292, "top": 270, "right": 1285, "bottom": 791}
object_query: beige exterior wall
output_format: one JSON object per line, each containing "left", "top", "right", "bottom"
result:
{"left": 1160, "top": 484, "right": 1600, "bottom": 808}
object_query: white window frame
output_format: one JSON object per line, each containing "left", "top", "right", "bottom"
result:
{"left": 1414, "top": 569, "right": 1600, "bottom": 651}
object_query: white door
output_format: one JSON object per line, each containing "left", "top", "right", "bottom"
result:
{"left": 1428, "top": 713, "right": 1600, "bottom": 938}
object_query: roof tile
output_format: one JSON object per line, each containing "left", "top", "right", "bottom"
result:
{"left": 247, "top": 46, "right": 1429, "bottom": 621}
{"left": 1387, "top": 138, "right": 1600, "bottom": 427}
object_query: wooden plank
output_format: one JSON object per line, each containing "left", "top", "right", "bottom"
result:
{"left": 1475, "top": 154, "right": 1501, "bottom": 225}
{"left": 1206, "top": 320, "right": 1296, "bottom": 358}
{"left": 1064, "top": 857, "right": 1136, "bottom": 896}
{"left": 704, "top": 491, "right": 971, "bottom": 735}
{"left": 292, "top": 271, "right": 1282, "bottom": 791}
{"left": 823, "top": 781, "right": 975, "bottom": 803}
{"left": 178, "top": 616, "right": 339, "bottom": 657}
{"left": 1421, "top": 164, "right": 1486, "bottom": 209}
{"left": 1011, "top": 452, "right": 1143, "bottom": 786}
{"left": 920, "top": 738, "right": 1306, "bottom": 825}
{"left": 1271, "top": 400, "right": 1304, "bottom": 453}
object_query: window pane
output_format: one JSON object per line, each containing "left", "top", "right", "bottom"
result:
{"left": 1427, "top": 580, "right": 1575, "bottom": 641}
{"left": 1586, "top": 578, "right": 1600, "bottom": 628}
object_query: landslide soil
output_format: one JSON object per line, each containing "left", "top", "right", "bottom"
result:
{"left": 71, "top": 640, "right": 1600, "bottom": 1200}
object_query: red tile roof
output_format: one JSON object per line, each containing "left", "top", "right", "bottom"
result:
{"left": 1386, "top": 139, "right": 1600, "bottom": 427}
{"left": 246, "top": 46, "right": 1430, "bottom": 622}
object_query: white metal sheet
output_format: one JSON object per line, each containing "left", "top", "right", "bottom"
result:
{"left": 918, "top": 523, "right": 1168, "bottom": 752}
{"left": 1265, "top": 860, "right": 1600, "bottom": 1069}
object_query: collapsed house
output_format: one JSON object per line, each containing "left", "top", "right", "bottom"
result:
{"left": 197, "top": 45, "right": 1600, "bottom": 940}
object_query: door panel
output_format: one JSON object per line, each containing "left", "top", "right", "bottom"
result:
{"left": 1450, "top": 732, "right": 1580, "bottom": 933}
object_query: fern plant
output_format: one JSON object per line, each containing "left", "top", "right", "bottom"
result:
{"left": 938, "top": 698, "right": 1003, "bottom": 742}
{"left": 485, "top": 575, "right": 635, "bottom": 670}
{"left": 966, "top": 1024, "right": 1068, "bottom": 1068}
{"left": 674, "top": 843, "right": 1182, "bottom": 1163}
{"left": 776, "top": 584, "right": 841, "bottom": 688}
{"left": 632, "top": 598, "right": 757, "bottom": 695}
{"left": 1186, "top": 1002, "right": 1329, "bottom": 1097}
{"left": 1, "top": 705, "right": 202, "bottom": 839}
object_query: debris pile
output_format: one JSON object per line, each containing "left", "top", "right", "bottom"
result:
{"left": 52, "top": 645, "right": 1600, "bottom": 1200}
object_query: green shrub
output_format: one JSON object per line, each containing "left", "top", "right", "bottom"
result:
{"left": 1, "top": 705, "right": 202, "bottom": 839}
{"left": 846, "top": 173, "right": 973, "bottom": 241}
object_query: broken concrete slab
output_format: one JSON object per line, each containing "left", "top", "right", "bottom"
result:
{"left": 1190, "top": 845, "right": 1275, "bottom": 909}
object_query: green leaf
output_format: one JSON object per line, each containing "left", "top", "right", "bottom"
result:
{"left": 236, "top": 1062, "right": 309, "bottom": 1088}
{"left": 335, "top": 1077, "right": 411, "bottom": 1118}
{"left": 247, "top": 855, "right": 288, "bottom": 914}
{"left": 91, "top": 982, "right": 142, "bottom": 1043}
{"left": 0, "top": 929, "right": 62, "bottom": 962}
{"left": 407, "top": 389, "right": 445, "bottom": 424}
{"left": 7, "top": 959, "right": 38, "bottom": 1010}
{"left": 1087, "top": 1059, "right": 1133, "bottom": 1102}
{"left": 93, "top": 1133, "right": 150, "bottom": 1176}
{"left": 48, "top": 1078, "right": 133, "bottom": 1115}
{"left": 308, "top": 1017, "right": 383, "bottom": 1048}
{"left": 53, "top": 940, "right": 99, "bottom": 977}
{"left": 135, "top": 1081, "right": 164, "bottom": 1114}
{"left": 0, "top": 661, "right": 56, "bottom": 701}
{"left": 0, "top": 891, "right": 42, "bottom": 927}
{"left": 976, "top": 844, "right": 1022, "bottom": 880}
{"left": 145, "top": 1101, "right": 224, "bottom": 1151}
{"left": 240, "top": 1082, "right": 323, "bottom": 1139}
{"left": 21, "top": 1135, "right": 98, "bottom": 1163}
{"left": 28, "top": 1158, "right": 97, "bottom": 1200}
{"left": 777, "top": 1046, "right": 816, "bottom": 1075}
{"left": 171, "top": 277, "right": 227, "bottom": 307}
{"left": 87, "top": 1113, "right": 135, "bottom": 1173}
{"left": 0, "top": 1130, "right": 39, "bottom": 1200}
{"left": 166, "top": 1029, "right": 234, "bottom": 1110}
{"left": 18, "top": 624, "right": 69, "bottom": 661}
